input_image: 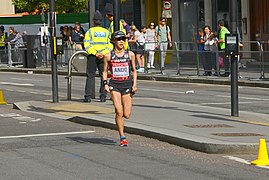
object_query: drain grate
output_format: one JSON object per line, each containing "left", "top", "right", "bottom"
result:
{"left": 184, "top": 124, "right": 233, "bottom": 128}
{"left": 212, "top": 133, "right": 264, "bottom": 137}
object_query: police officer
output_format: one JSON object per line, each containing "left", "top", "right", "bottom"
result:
{"left": 105, "top": 3, "right": 128, "bottom": 49}
{"left": 83, "top": 10, "right": 112, "bottom": 102}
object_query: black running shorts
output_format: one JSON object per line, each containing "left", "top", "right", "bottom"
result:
{"left": 109, "top": 80, "right": 133, "bottom": 95}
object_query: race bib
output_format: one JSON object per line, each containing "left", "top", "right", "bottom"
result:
{"left": 112, "top": 63, "right": 129, "bottom": 77}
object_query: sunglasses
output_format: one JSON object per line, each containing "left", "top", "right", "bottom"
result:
{"left": 161, "top": 20, "right": 166, "bottom": 22}
{"left": 150, "top": 24, "right": 155, "bottom": 26}
{"left": 115, "top": 37, "right": 126, "bottom": 41}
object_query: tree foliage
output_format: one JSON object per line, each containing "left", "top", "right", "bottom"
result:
{"left": 12, "top": 0, "right": 88, "bottom": 14}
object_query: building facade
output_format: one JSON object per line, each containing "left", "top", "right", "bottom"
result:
{"left": 0, "top": 0, "right": 15, "bottom": 15}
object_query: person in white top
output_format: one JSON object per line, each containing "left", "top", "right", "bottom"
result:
{"left": 145, "top": 22, "right": 156, "bottom": 69}
{"left": 203, "top": 26, "right": 218, "bottom": 76}
{"left": 129, "top": 25, "right": 145, "bottom": 73}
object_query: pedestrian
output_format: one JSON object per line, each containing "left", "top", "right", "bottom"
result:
{"left": 202, "top": 25, "right": 212, "bottom": 76}
{"left": 196, "top": 28, "right": 205, "bottom": 75}
{"left": 204, "top": 28, "right": 219, "bottom": 76}
{"left": 6, "top": 27, "right": 25, "bottom": 65}
{"left": 75, "top": 21, "right": 85, "bottom": 35}
{"left": 155, "top": 17, "right": 172, "bottom": 70}
{"left": 145, "top": 22, "right": 156, "bottom": 69}
{"left": 69, "top": 24, "right": 85, "bottom": 50}
{"left": 222, "top": 13, "right": 229, "bottom": 30}
{"left": 83, "top": 10, "right": 113, "bottom": 103}
{"left": 120, "top": 19, "right": 131, "bottom": 40}
{"left": 105, "top": 3, "right": 128, "bottom": 49}
{"left": 129, "top": 25, "right": 145, "bottom": 73}
{"left": 0, "top": 28, "right": 6, "bottom": 63}
{"left": 217, "top": 20, "right": 230, "bottom": 77}
{"left": 102, "top": 30, "right": 137, "bottom": 147}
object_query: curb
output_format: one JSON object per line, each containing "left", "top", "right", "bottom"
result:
{"left": 68, "top": 116, "right": 258, "bottom": 154}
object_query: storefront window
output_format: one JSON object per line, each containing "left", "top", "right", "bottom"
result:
{"left": 179, "top": 0, "right": 204, "bottom": 49}
{"left": 97, "top": 0, "right": 141, "bottom": 29}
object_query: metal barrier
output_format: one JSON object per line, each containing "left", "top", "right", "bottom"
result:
{"left": 1, "top": 39, "right": 268, "bottom": 81}
{"left": 173, "top": 41, "right": 199, "bottom": 75}
{"left": 66, "top": 50, "right": 88, "bottom": 100}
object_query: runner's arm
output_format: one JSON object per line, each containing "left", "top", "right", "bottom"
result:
{"left": 103, "top": 52, "right": 111, "bottom": 92}
{"left": 129, "top": 51, "right": 137, "bottom": 93}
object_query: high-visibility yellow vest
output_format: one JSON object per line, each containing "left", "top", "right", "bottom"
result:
{"left": 84, "top": 26, "right": 113, "bottom": 55}
{"left": 0, "top": 34, "right": 6, "bottom": 47}
{"left": 108, "top": 21, "right": 128, "bottom": 49}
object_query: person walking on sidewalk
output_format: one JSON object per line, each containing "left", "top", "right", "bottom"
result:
{"left": 145, "top": 22, "right": 156, "bottom": 69}
{"left": 155, "top": 17, "right": 172, "bottom": 70}
{"left": 217, "top": 20, "right": 230, "bottom": 77}
{"left": 129, "top": 25, "right": 146, "bottom": 73}
{"left": 83, "top": 10, "right": 112, "bottom": 103}
{"left": 103, "top": 31, "right": 137, "bottom": 147}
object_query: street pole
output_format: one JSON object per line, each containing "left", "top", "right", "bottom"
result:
{"left": 230, "top": 0, "right": 238, "bottom": 116}
{"left": 113, "top": 0, "right": 120, "bottom": 31}
{"left": 88, "top": 0, "right": 91, "bottom": 28}
{"left": 49, "top": 0, "right": 59, "bottom": 103}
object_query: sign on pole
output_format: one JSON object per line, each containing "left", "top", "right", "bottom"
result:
{"left": 162, "top": 0, "right": 172, "bottom": 18}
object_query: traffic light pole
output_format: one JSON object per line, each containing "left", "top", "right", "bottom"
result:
{"left": 230, "top": 0, "right": 238, "bottom": 116}
{"left": 49, "top": 0, "right": 59, "bottom": 103}
{"left": 113, "top": 0, "right": 120, "bottom": 31}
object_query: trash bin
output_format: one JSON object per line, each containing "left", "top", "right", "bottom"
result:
{"left": 26, "top": 35, "right": 42, "bottom": 68}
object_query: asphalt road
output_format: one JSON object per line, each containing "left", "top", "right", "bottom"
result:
{"left": 0, "top": 105, "right": 268, "bottom": 179}
{"left": 1, "top": 72, "right": 269, "bottom": 114}
{"left": 1, "top": 72, "right": 269, "bottom": 179}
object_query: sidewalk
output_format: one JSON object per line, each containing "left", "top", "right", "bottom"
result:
{"left": 13, "top": 97, "right": 269, "bottom": 154}
{"left": 2, "top": 66, "right": 269, "bottom": 154}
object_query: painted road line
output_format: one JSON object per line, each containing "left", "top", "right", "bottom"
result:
{"left": 140, "top": 88, "right": 186, "bottom": 94}
{"left": 5, "top": 89, "right": 14, "bottom": 91}
{"left": 17, "top": 90, "right": 26, "bottom": 93}
{"left": 216, "top": 95, "right": 269, "bottom": 101}
{"left": 200, "top": 101, "right": 255, "bottom": 105}
{"left": 223, "top": 156, "right": 269, "bottom": 170}
{"left": 11, "top": 78, "right": 43, "bottom": 82}
{"left": 0, "top": 82, "right": 34, "bottom": 87}
{"left": 0, "top": 131, "right": 95, "bottom": 139}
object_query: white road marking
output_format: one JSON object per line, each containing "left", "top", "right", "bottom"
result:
{"left": 0, "top": 82, "right": 34, "bottom": 87}
{"left": 17, "top": 90, "right": 26, "bottom": 93}
{"left": 30, "top": 119, "right": 41, "bottom": 122}
{"left": 223, "top": 156, "right": 269, "bottom": 170}
{"left": 11, "top": 78, "right": 43, "bottom": 82}
{"left": 5, "top": 89, "right": 14, "bottom": 91}
{"left": 140, "top": 88, "right": 185, "bottom": 94}
{"left": 216, "top": 95, "right": 269, "bottom": 101}
{"left": 223, "top": 156, "right": 250, "bottom": 164}
{"left": 0, "top": 131, "right": 95, "bottom": 139}
{"left": 200, "top": 101, "right": 256, "bottom": 105}
{"left": 0, "top": 113, "right": 40, "bottom": 122}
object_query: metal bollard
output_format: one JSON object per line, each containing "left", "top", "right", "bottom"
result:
{"left": 66, "top": 50, "right": 88, "bottom": 100}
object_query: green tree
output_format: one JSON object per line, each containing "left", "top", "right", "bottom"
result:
{"left": 12, "top": 0, "right": 88, "bottom": 14}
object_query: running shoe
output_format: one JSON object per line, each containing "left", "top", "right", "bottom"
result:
{"left": 120, "top": 138, "right": 128, "bottom": 147}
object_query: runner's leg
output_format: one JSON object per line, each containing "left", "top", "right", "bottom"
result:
{"left": 111, "top": 91, "right": 125, "bottom": 137}
{"left": 122, "top": 93, "right": 133, "bottom": 119}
